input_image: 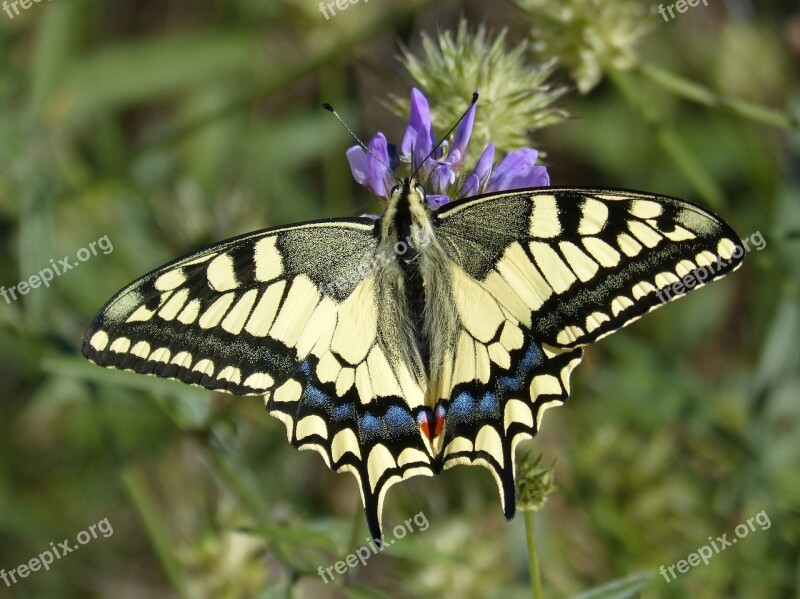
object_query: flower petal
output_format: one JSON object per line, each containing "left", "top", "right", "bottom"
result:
{"left": 401, "top": 88, "right": 436, "bottom": 174}
{"left": 346, "top": 133, "right": 393, "bottom": 198}
{"left": 427, "top": 194, "right": 451, "bottom": 209}
{"left": 431, "top": 162, "right": 457, "bottom": 194}
{"left": 444, "top": 102, "right": 475, "bottom": 169}
{"left": 460, "top": 143, "right": 495, "bottom": 197}
{"left": 485, "top": 148, "right": 549, "bottom": 193}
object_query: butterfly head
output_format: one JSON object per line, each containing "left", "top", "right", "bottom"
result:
{"left": 381, "top": 177, "right": 435, "bottom": 248}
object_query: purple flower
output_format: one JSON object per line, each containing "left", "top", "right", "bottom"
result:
{"left": 347, "top": 88, "right": 550, "bottom": 209}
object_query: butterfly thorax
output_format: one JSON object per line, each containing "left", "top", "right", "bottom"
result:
{"left": 376, "top": 179, "right": 458, "bottom": 404}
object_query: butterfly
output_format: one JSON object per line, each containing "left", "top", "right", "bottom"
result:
{"left": 82, "top": 180, "right": 745, "bottom": 541}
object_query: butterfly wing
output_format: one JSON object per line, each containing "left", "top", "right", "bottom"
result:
{"left": 431, "top": 188, "right": 745, "bottom": 518}
{"left": 82, "top": 217, "right": 433, "bottom": 541}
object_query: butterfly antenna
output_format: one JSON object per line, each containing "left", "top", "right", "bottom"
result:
{"left": 411, "top": 91, "right": 479, "bottom": 180}
{"left": 322, "top": 103, "right": 401, "bottom": 182}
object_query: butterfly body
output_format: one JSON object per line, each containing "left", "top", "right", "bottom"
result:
{"left": 83, "top": 185, "right": 745, "bottom": 541}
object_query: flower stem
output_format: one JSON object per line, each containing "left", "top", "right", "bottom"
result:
{"left": 524, "top": 510, "right": 544, "bottom": 599}
{"left": 637, "top": 63, "right": 800, "bottom": 131}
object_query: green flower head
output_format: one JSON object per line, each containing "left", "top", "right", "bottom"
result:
{"left": 516, "top": 0, "right": 655, "bottom": 93}
{"left": 389, "top": 21, "right": 568, "bottom": 163}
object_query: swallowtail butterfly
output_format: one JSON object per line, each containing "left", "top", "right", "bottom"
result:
{"left": 82, "top": 179, "right": 744, "bottom": 541}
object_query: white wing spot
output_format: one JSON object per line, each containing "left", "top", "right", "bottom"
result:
{"left": 170, "top": 351, "right": 193, "bottom": 368}
{"left": 655, "top": 272, "right": 681, "bottom": 288}
{"left": 192, "top": 359, "right": 215, "bottom": 377}
{"left": 629, "top": 199, "right": 663, "bottom": 219}
{"left": 530, "top": 241, "right": 577, "bottom": 294}
{"left": 560, "top": 241, "right": 599, "bottom": 282}
{"left": 221, "top": 289, "right": 259, "bottom": 335}
{"left": 177, "top": 299, "right": 201, "bottom": 325}
{"left": 297, "top": 415, "right": 328, "bottom": 440}
{"left": 109, "top": 337, "right": 131, "bottom": 353}
{"left": 336, "top": 367, "right": 355, "bottom": 396}
{"left": 585, "top": 311, "right": 611, "bottom": 333}
{"left": 555, "top": 325, "right": 584, "bottom": 345}
{"left": 154, "top": 269, "right": 186, "bottom": 292}
{"left": 254, "top": 237, "right": 284, "bottom": 282}
{"left": 628, "top": 221, "right": 662, "bottom": 248}
{"left": 332, "top": 429, "right": 361, "bottom": 461}
{"left": 675, "top": 259, "right": 696, "bottom": 277}
{"left": 578, "top": 198, "right": 609, "bottom": 235}
{"left": 696, "top": 251, "right": 717, "bottom": 267}
{"left": 243, "top": 372, "right": 274, "bottom": 389}
{"left": 207, "top": 254, "right": 238, "bottom": 292}
{"left": 199, "top": 293, "right": 236, "bottom": 329}
{"left": 632, "top": 281, "right": 657, "bottom": 299}
{"left": 531, "top": 374, "right": 562, "bottom": 397}
{"left": 611, "top": 296, "right": 634, "bottom": 316}
{"left": 89, "top": 331, "right": 109, "bottom": 351}
{"left": 488, "top": 343, "right": 510, "bottom": 369}
{"left": 245, "top": 281, "right": 286, "bottom": 337}
{"left": 717, "top": 238, "right": 736, "bottom": 261}
{"left": 529, "top": 194, "right": 561, "bottom": 238}
{"left": 274, "top": 378, "right": 302, "bottom": 403}
{"left": 617, "top": 233, "right": 643, "bottom": 257}
{"left": 158, "top": 288, "right": 190, "bottom": 321}
{"left": 125, "top": 304, "right": 156, "bottom": 323}
{"left": 217, "top": 366, "right": 242, "bottom": 384}
{"left": 663, "top": 226, "right": 696, "bottom": 242}
{"left": 503, "top": 399, "right": 533, "bottom": 431}
{"left": 148, "top": 347, "right": 171, "bottom": 363}
{"left": 130, "top": 341, "right": 150, "bottom": 358}
{"left": 582, "top": 237, "right": 621, "bottom": 268}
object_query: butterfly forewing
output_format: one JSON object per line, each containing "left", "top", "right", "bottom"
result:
{"left": 435, "top": 188, "right": 746, "bottom": 349}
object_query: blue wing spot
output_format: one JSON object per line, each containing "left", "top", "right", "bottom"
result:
{"left": 302, "top": 386, "right": 330, "bottom": 409}
{"left": 298, "top": 360, "right": 312, "bottom": 376}
{"left": 519, "top": 342, "right": 543, "bottom": 372}
{"left": 498, "top": 375, "right": 523, "bottom": 393}
{"left": 332, "top": 403, "right": 355, "bottom": 421}
{"left": 359, "top": 413, "right": 382, "bottom": 442}
{"left": 384, "top": 406, "right": 416, "bottom": 435}
{"left": 478, "top": 392, "right": 499, "bottom": 416}
{"left": 448, "top": 392, "right": 475, "bottom": 425}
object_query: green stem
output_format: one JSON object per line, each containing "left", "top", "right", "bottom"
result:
{"left": 637, "top": 63, "right": 800, "bottom": 131}
{"left": 608, "top": 68, "right": 725, "bottom": 209}
{"left": 524, "top": 510, "right": 543, "bottom": 599}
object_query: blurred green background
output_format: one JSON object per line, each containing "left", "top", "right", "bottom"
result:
{"left": 1, "top": 1, "right": 798, "bottom": 598}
